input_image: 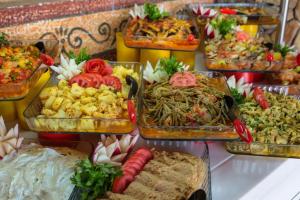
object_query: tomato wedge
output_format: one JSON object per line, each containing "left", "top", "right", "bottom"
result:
{"left": 40, "top": 53, "right": 54, "bottom": 66}
{"left": 253, "top": 87, "right": 269, "bottom": 109}
{"left": 103, "top": 75, "right": 122, "bottom": 91}
{"left": 82, "top": 73, "right": 104, "bottom": 88}
{"left": 69, "top": 74, "right": 93, "bottom": 88}
{"left": 112, "top": 174, "right": 134, "bottom": 193}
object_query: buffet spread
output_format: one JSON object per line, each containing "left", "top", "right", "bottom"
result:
{"left": 0, "top": 2, "right": 299, "bottom": 200}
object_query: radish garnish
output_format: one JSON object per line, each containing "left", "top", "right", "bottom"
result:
{"left": 93, "top": 134, "right": 139, "bottom": 165}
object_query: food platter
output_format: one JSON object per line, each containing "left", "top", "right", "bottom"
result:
{"left": 0, "top": 39, "right": 58, "bottom": 100}
{"left": 123, "top": 4, "right": 200, "bottom": 51}
{"left": 69, "top": 137, "right": 211, "bottom": 200}
{"left": 24, "top": 60, "right": 142, "bottom": 134}
{"left": 225, "top": 85, "right": 300, "bottom": 158}
{"left": 138, "top": 69, "right": 242, "bottom": 141}
{"left": 188, "top": 3, "right": 280, "bottom": 26}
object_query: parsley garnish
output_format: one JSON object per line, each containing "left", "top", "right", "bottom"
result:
{"left": 230, "top": 87, "right": 244, "bottom": 105}
{"left": 68, "top": 48, "right": 91, "bottom": 64}
{"left": 144, "top": 3, "right": 169, "bottom": 21}
{"left": 273, "top": 43, "right": 294, "bottom": 57}
{"left": 71, "top": 159, "right": 122, "bottom": 200}
{"left": 0, "top": 32, "right": 9, "bottom": 47}
{"left": 159, "top": 56, "right": 184, "bottom": 76}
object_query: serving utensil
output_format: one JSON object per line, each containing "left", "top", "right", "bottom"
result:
{"left": 224, "top": 95, "right": 253, "bottom": 143}
{"left": 126, "top": 75, "right": 138, "bottom": 124}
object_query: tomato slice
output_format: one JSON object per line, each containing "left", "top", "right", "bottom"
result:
{"left": 253, "top": 87, "right": 269, "bottom": 109}
{"left": 101, "top": 65, "right": 113, "bottom": 76}
{"left": 69, "top": 74, "right": 93, "bottom": 88}
{"left": 134, "top": 148, "right": 153, "bottom": 161}
{"left": 123, "top": 167, "right": 138, "bottom": 177}
{"left": 220, "top": 8, "right": 237, "bottom": 15}
{"left": 84, "top": 58, "right": 106, "bottom": 74}
{"left": 112, "top": 174, "right": 134, "bottom": 193}
{"left": 103, "top": 75, "right": 122, "bottom": 91}
{"left": 40, "top": 53, "right": 54, "bottom": 66}
{"left": 169, "top": 72, "right": 197, "bottom": 88}
{"left": 82, "top": 73, "right": 104, "bottom": 88}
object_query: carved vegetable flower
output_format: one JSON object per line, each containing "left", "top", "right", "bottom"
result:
{"left": 0, "top": 116, "right": 23, "bottom": 158}
{"left": 129, "top": 4, "right": 146, "bottom": 19}
{"left": 50, "top": 54, "right": 86, "bottom": 80}
{"left": 193, "top": 4, "right": 217, "bottom": 17}
{"left": 93, "top": 134, "right": 139, "bottom": 166}
{"left": 227, "top": 76, "right": 253, "bottom": 104}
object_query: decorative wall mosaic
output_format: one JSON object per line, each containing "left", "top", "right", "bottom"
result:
{"left": 0, "top": 0, "right": 212, "bottom": 57}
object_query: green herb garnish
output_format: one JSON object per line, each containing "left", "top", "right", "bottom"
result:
{"left": 273, "top": 43, "right": 294, "bottom": 57}
{"left": 211, "top": 17, "right": 237, "bottom": 37}
{"left": 68, "top": 48, "right": 91, "bottom": 64}
{"left": 71, "top": 159, "right": 122, "bottom": 200}
{"left": 144, "top": 3, "right": 169, "bottom": 21}
{"left": 230, "top": 88, "right": 244, "bottom": 105}
{"left": 10, "top": 71, "right": 19, "bottom": 81}
{"left": 0, "top": 32, "right": 9, "bottom": 47}
{"left": 158, "top": 56, "right": 184, "bottom": 76}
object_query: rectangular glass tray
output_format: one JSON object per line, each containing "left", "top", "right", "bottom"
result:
{"left": 123, "top": 13, "right": 201, "bottom": 51}
{"left": 188, "top": 3, "right": 280, "bottom": 25}
{"left": 225, "top": 85, "right": 300, "bottom": 158}
{"left": 0, "top": 39, "right": 59, "bottom": 101}
{"left": 23, "top": 62, "right": 142, "bottom": 134}
{"left": 137, "top": 71, "right": 240, "bottom": 141}
{"left": 69, "top": 138, "right": 211, "bottom": 200}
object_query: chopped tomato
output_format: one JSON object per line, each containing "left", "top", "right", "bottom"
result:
{"left": 0, "top": 72, "right": 4, "bottom": 83}
{"left": 265, "top": 52, "right": 274, "bottom": 62}
{"left": 103, "top": 75, "right": 122, "bottom": 91}
{"left": 296, "top": 53, "right": 300, "bottom": 65}
{"left": 69, "top": 74, "right": 93, "bottom": 88}
{"left": 187, "top": 34, "right": 195, "bottom": 42}
{"left": 40, "top": 53, "right": 54, "bottom": 66}
{"left": 0, "top": 57, "right": 3, "bottom": 66}
{"left": 220, "top": 8, "right": 237, "bottom": 15}
{"left": 112, "top": 174, "right": 134, "bottom": 193}
{"left": 82, "top": 73, "right": 104, "bottom": 88}
{"left": 253, "top": 87, "right": 269, "bottom": 109}
{"left": 169, "top": 72, "right": 197, "bottom": 88}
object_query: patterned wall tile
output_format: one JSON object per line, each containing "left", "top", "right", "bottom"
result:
{"left": 0, "top": 0, "right": 212, "bottom": 57}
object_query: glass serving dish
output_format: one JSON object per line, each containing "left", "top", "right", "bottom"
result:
{"left": 69, "top": 138, "right": 211, "bottom": 200}
{"left": 225, "top": 85, "right": 300, "bottom": 158}
{"left": 0, "top": 39, "right": 59, "bottom": 101}
{"left": 188, "top": 3, "right": 280, "bottom": 26}
{"left": 123, "top": 13, "right": 201, "bottom": 51}
{"left": 24, "top": 62, "right": 142, "bottom": 134}
{"left": 202, "top": 36, "right": 285, "bottom": 73}
{"left": 137, "top": 71, "right": 240, "bottom": 141}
